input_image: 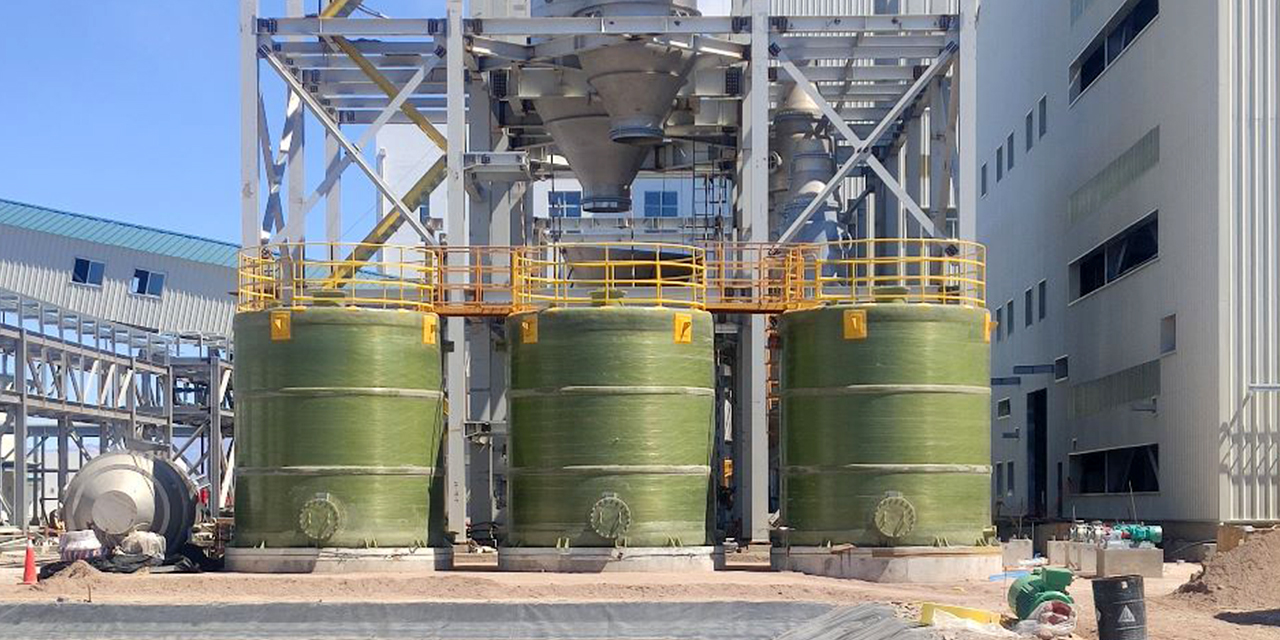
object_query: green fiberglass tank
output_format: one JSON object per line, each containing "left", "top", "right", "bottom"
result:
{"left": 232, "top": 307, "right": 446, "bottom": 548}
{"left": 779, "top": 303, "right": 992, "bottom": 547}
{"left": 506, "top": 306, "right": 715, "bottom": 548}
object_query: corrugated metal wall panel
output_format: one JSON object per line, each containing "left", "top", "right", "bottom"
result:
{"left": 0, "top": 227, "right": 236, "bottom": 337}
{"left": 1222, "top": 0, "right": 1280, "bottom": 522}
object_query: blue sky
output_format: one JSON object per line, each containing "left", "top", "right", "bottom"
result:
{"left": 0, "top": 1, "right": 448, "bottom": 244}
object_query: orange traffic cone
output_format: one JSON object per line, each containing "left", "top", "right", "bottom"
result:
{"left": 20, "top": 539, "right": 37, "bottom": 585}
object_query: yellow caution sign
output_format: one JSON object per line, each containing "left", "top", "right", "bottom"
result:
{"left": 673, "top": 313, "right": 693, "bottom": 344}
{"left": 422, "top": 314, "right": 438, "bottom": 345}
{"left": 521, "top": 315, "right": 538, "bottom": 344}
{"left": 842, "top": 309, "right": 867, "bottom": 340}
{"left": 269, "top": 310, "right": 292, "bottom": 341}
{"left": 983, "top": 311, "right": 997, "bottom": 344}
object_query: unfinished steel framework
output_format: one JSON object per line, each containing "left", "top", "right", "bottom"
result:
{"left": 0, "top": 291, "right": 232, "bottom": 531}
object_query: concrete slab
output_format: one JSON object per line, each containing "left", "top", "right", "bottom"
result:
{"left": 1096, "top": 547, "right": 1164, "bottom": 578}
{"left": 225, "top": 547, "right": 453, "bottom": 573}
{"left": 1066, "top": 541, "right": 1098, "bottom": 577}
{"left": 1046, "top": 540, "right": 1069, "bottom": 566}
{"left": 1001, "top": 539, "right": 1033, "bottom": 568}
{"left": 497, "top": 546, "right": 723, "bottom": 572}
{"left": 771, "top": 546, "right": 1002, "bottom": 584}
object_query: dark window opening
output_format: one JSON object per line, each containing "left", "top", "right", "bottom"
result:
{"left": 1026, "top": 112, "right": 1035, "bottom": 152}
{"left": 997, "top": 398, "right": 1012, "bottom": 418}
{"left": 1038, "top": 97, "right": 1048, "bottom": 138}
{"left": 981, "top": 164, "right": 989, "bottom": 196}
{"left": 131, "top": 269, "right": 166, "bottom": 297}
{"left": 1024, "top": 288, "right": 1034, "bottom": 327}
{"left": 71, "top": 258, "right": 105, "bottom": 287}
{"left": 1038, "top": 280, "right": 1047, "bottom": 319}
{"left": 1072, "top": 212, "right": 1159, "bottom": 299}
{"left": 644, "top": 190, "right": 679, "bottom": 217}
{"left": 1072, "top": 0, "right": 1160, "bottom": 100}
{"left": 1070, "top": 444, "right": 1159, "bottom": 495}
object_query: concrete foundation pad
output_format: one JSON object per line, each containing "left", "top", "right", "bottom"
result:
{"left": 1002, "top": 539, "right": 1034, "bottom": 568}
{"left": 771, "top": 546, "right": 1002, "bottom": 583}
{"left": 498, "top": 546, "right": 723, "bottom": 572}
{"left": 1066, "top": 541, "right": 1098, "bottom": 576}
{"left": 225, "top": 547, "right": 454, "bottom": 573}
{"left": 1096, "top": 547, "right": 1164, "bottom": 578}
{"left": 1046, "top": 540, "right": 1069, "bottom": 566}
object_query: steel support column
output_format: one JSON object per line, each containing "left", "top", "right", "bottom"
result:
{"left": 735, "top": 0, "right": 771, "bottom": 545}
{"left": 443, "top": 0, "right": 469, "bottom": 542}
{"left": 240, "top": 0, "right": 262, "bottom": 247}
{"left": 208, "top": 354, "right": 223, "bottom": 515}
{"left": 956, "top": 0, "right": 978, "bottom": 239}
{"left": 13, "top": 329, "right": 29, "bottom": 531}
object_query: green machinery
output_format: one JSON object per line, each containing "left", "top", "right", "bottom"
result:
{"left": 778, "top": 302, "right": 993, "bottom": 547}
{"left": 1008, "top": 567, "right": 1075, "bottom": 620}
{"left": 232, "top": 307, "right": 447, "bottom": 548}
{"left": 505, "top": 306, "right": 715, "bottom": 548}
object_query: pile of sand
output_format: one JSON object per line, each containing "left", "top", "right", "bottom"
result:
{"left": 36, "top": 559, "right": 107, "bottom": 591}
{"left": 1176, "top": 529, "right": 1280, "bottom": 610}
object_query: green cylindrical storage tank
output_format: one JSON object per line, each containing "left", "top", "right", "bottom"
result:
{"left": 504, "top": 306, "right": 715, "bottom": 555}
{"left": 229, "top": 307, "right": 447, "bottom": 563}
{"left": 778, "top": 302, "right": 992, "bottom": 548}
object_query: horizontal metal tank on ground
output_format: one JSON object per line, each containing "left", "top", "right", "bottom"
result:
{"left": 504, "top": 306, "right": 715, "bottom": 549}
{"left": 62, "top": 451, "right": 199, "bottom": 553}
{"left": 231, "top": 307, "right": 446, "bottom": 549}
{"left": 778, "top": 302, "right": 992, "bottom": 547}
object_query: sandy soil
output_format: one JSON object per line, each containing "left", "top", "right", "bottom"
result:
{"left": 0, "top": 557, "right": 1273, "bottom": 640}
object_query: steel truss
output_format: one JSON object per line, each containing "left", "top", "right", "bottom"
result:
{"left": 240, "top": 0, "right": 974, "bottom": 544}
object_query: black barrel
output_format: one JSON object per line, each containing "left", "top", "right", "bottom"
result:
{"left": 1093, "top": 575, "right": 1147, "bottom": 640}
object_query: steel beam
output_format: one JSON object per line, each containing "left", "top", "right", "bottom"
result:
{"left": 241, "top": 0, "right": 262, "bottom": 247}
{"left": 443, "top": 0, "right": 468, "bottom": 542}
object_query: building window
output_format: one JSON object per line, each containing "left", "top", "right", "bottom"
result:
{"left": 995, "top": 307, "right": 1003, "bottom": 341}
{"left": 1006, "top": 300, "right": 1015, "bottom": 336}
{"left": 418, "top": 199, "right": 431, "bottom": 226}
{"left": 130, "top": 269, "right": 166, "bottom": 297}
{"left": 549, "top": 191, "right": 582, "bottom": 217}
{"left": 1006, "top": 461, "right": 1016, "bottom": 496}
{"left": 981, "top": 163, "right": 989, "bottom": 197}
{"left": 1024, "top": 288, "right": 1034, "bottom": 327}
{"left": 1038, "top": 96, "right": 1048, "bottom": 138}
{"left": 997, "top": 398, "right": 1012, "bottom": 419}
{"left": 1070, "top": 0, "right": 1160, "bottom": 101}
{"left": 1069, "top": 444, "right": 1159, "bottom": 495}
{"left": 1160, "top": 314, "right": 1177, "bottom": 354}
{"left": 1007, "top": 133, "right": 1016, "bottom": 171}
{"left": 1025, "top": 112, "right": 1035, "bottom": 152}
{"left": 996, "top": 462, "right": 1005, "bottom": 496}
{"left": 996, "top": 148, "right": 1004, "bottom": 182}
{"left": 71, "top": 258, "right": 106, "bottom": 287}
{"left": 1038, "top": 280, "right": 1047, "bottom": 320}
{"left": 643, "top": 190, "right": 679, "bottom": 217}
{"left": 1054, "top": 356, "right": 1070, "bottom": 382}
{"left": 1070, "top": 211, "right": 1158, "bottom": 299}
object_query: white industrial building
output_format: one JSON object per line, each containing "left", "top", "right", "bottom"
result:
{"left": 0, "top": 199, "right": 238, "bottom": 337}
{"left": 976, "top": 0, "right": 1279, "bottom": 543}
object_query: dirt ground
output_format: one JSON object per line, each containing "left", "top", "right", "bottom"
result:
{"left": 0, "top": 554, "right": 1273, "bottom": 640}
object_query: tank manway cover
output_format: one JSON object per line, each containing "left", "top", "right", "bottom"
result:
{"left": 299, "top": 495, "right": 342, "bottom": 542}
{"left": 590, "top": 494, "right": 632, "bottom": 539}
{"left": 872, "top": 495, "right": 918, "bottom": 539}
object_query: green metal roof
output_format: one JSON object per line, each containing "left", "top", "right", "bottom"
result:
{"left": 0, "top": 198, "right": 239, "bottom": 268}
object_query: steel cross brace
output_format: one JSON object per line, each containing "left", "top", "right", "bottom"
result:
{"left": 774, "top": 42, "right": 957, "bottom": 243}
{"left": 258, "top": 41, "right": 435, "bottom": 244}
{"left": 274, "top": 56, "right": 436, "bottom": 243}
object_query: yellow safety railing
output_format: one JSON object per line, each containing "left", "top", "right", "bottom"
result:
{"left": 704, "top": 242, "right": 802, "bottom": 313}
{"left": 792, "top": 238, "right": 987, "bottom": 307}
{"left": 238, "top": 242, "right": 438, "bottom": 313}
{"left": 513, "top": 242, "right": 707, "bottom": 310}
{"left": 434, "top": 245, "right": 521, "bottom": 317}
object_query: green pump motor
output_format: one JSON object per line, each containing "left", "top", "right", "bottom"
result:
{"left": 1008, "top": 567, "right": 1075, "bottom": 620}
